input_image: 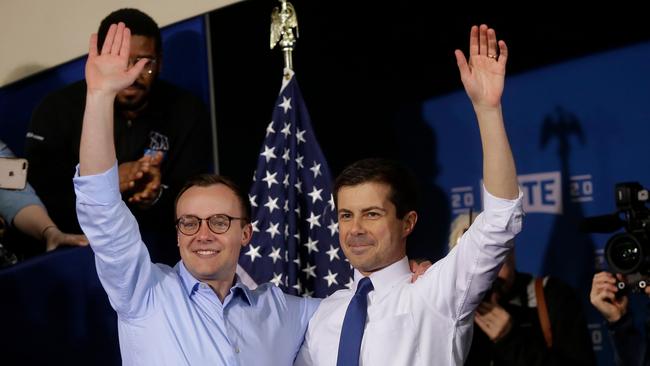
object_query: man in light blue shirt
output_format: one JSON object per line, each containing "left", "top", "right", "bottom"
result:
{"left": 74, "top": 23, "right": 318, "bottom": 365}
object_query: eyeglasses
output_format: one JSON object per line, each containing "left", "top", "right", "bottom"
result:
{"left": 128, "top": 57, "right": 158, "bottom": 74}
{"left": 176, "top": 214, "right": 247, "bottom": 236}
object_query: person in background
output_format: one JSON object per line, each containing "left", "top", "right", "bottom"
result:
{"left": 591, "top": 271, "right": 650, "bottom": 366}
{"left": 0, "top": 140, "right": 87, "bottom": 267}
{"left": 447, "top": 212, "right": 595, "bottom": 366}
{"left": 26, "top": 8, "right": 212, "bottom": 265}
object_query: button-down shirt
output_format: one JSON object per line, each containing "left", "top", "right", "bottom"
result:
{"left": 295, "top": 186, "right": 523, "bottom": 366}
{"left": 74, "top": 164, "right": 319, "bottom": 366}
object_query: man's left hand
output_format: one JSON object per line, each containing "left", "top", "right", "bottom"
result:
{"left": 128, "top": 152, "right": 163, "bottom": 207}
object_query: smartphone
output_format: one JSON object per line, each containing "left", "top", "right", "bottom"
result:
{"left": 0, "top": 157, "right": 28, "bottom": 190}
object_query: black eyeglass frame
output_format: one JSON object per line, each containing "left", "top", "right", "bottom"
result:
{"left": 127, "top": 56, "right": 158, "bottom": 74}
{"left": 175, "top": 214, "right": 248, "bottom": 236}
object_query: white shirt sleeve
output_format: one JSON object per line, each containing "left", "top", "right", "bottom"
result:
{"left": 294, "top": 331, "right": 314, "bottom": 366}
{"left": 413, "top": 185, "right": 524, "bottom": 322}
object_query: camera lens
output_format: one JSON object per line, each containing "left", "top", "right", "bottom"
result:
{"left": 605, "top": 233, "right": 644, "bottom": 273}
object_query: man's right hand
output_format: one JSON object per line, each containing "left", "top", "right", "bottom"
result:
{"left": 590, "top": 271, "right": 629, "bottom": 323}
{"left": 85, "top": 23, "right": 147, "bottom": 96}
{"left": 119, "top": 152, "right": 164, "bottom": 204}
{"left": 80, "top": 23, "right": 149, "bottom": 176}
{"left": 119, "top": 160, "right": 146, "bottom": 192}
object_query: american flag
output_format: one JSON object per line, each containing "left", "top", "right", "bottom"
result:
{"left": 237, "top": 70, "right": 352, "bottom": 298}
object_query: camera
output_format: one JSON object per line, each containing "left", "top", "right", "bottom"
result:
{"left": 582, "top": 182, "right": 650, "bottom": 293}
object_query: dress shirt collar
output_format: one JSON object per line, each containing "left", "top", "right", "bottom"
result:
{"left": 176, "top": 261, "right": 253, "bottom": 305}
{"left": 353, "top": 256, "right": 411, "bottom": 300}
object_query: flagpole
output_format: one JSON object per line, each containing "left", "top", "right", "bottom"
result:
{"left": 238, "top": 0, "right": 351, "bottom": 297}
{"left": 270, "top": 0, "right": 299, "bottom": 72}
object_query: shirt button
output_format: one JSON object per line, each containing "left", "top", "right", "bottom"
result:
{"left": 201, "top": 284, "right": 208, "bottom": 289}
{"left": 235, "top": 347, "right": 240, "bottom": 353}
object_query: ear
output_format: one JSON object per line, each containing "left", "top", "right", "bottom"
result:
{"left": 240, "top": 222, "right": 253, "bottom": 247}
{"left": 402, "top": 211, "right": 418, "bottom": 238}
{"left": 176, "top": 230, "right": 181, "bottom": 247}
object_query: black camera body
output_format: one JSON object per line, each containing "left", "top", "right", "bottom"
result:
{"left": 583, "top": 182, "right": 650, "bottom": 293}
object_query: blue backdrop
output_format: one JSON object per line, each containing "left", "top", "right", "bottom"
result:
{"left": 423, "top": 41, "right": 650, "bottom": 365}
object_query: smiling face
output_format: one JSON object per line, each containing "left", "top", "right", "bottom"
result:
{"left": 337, "top": 181, "right": 417, "bottom": 276}
{"left": 175, "top": 184, "right": 251, "bottom": 284}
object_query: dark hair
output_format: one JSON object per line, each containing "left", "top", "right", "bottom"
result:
{"left": 98, "top": 8, "right": 162, "bottom": 55}
{"left": 175, "top": 175, "right": 251, "bottom": 224}
{"left": 334, "top": 158, "right": 419, "bottom": 218}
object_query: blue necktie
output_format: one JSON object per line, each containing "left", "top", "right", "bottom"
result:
{"left": 336, "top": 277, "right": 374, "bottom": 366}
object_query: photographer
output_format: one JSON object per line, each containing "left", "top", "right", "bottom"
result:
{"left": 591, "top": 271, "right": 649, "bottom": 366}
{"left": 584, "top": 182, "right": 650, "bottom": 365}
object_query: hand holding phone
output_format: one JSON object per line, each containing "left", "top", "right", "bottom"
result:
{"left": 0, "top": 157, "right": 28, "bottom": 190}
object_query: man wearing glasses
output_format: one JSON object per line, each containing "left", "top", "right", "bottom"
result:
{"left": 75, "top": 24, "right": 318, "bottom": 365}
{"left": 26, "top": 8, "right": 211, "bottom": 265}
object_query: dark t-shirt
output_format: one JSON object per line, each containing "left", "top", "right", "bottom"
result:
{"left": 465, "top": 272, "right": 596, "bottom": 366}
{"left": 609, "top": 308, "right": 649, "bottom": 366}
{"left": 26, "top": 79, "right": 212, "bottom": 265}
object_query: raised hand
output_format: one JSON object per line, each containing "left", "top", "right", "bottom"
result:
{"left": 85, "top": 22, "right": 147, "bottom": 95}
{"left": 455, "top": 24, "right": 508, "bottom": 109}
{"left": 454, "top": 24, "right": 518, "bottom": 200}
{"left": 590, "top": 271, "right": 629, "bottom": 323}
{"left": 80, "top": 23, "right": 150, "bottom": 176}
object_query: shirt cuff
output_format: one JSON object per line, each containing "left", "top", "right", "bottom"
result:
{"left": 482, "top": 184, "right": 524, "bottom": 233}
{"left": 73, "top": 163, "right": 121, "bottom": 205}
{"left": 482, "top": 185, "right": 523, "bottom": 211}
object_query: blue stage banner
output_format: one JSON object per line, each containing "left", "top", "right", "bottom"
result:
{"left": 422, "top": 42, "right": 650, "bottom": 365}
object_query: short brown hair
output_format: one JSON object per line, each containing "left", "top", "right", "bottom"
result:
{"left": 174, "top": 175, "right": 250, "bottom": 223}
{"left": 334, "top": 158, "right": 419, "bottom": 218}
